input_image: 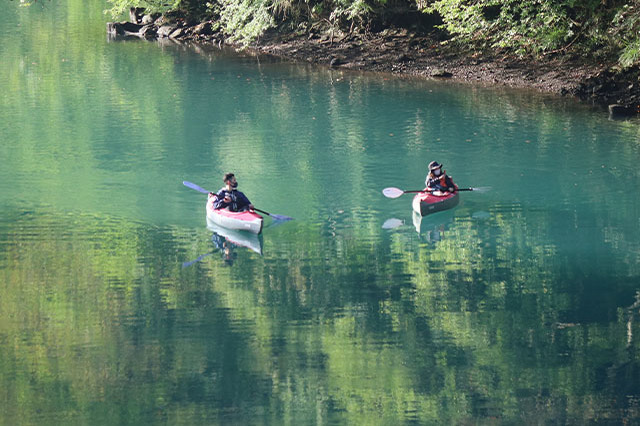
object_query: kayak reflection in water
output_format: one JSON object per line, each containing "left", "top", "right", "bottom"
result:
{"left": 182, "top": 226, "right": 259, "bottom": 268}
{"left": 425, "top": 161, "right": 456, "bottom": 194}
{"left": 412, "top": 210, "right": 453, "bottom": 243}
{"left": 211, "top": 232, "right": 237, "bottom": 266}
{"left": 209, "top": 172, "right": 254, "bottom": 212}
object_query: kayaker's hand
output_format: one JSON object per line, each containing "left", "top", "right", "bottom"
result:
{"left": 208, "top": 192, "right": 217, "bottom": 198}
{"left": 449, "top": 187, "right": 454, "bottom": 192}
{"left": 224, "top": 195, "right": 231, "bottom": 203}
{"left": 248, "top": 204, "right": 255, "bottom": 211}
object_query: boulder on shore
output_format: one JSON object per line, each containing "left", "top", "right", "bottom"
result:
{"left": 106, "top": 22, "right": 143, "bottom": 37}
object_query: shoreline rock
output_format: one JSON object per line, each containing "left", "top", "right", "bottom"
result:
{"left": 107, "top": 14, "right": 640, "bottom": 117}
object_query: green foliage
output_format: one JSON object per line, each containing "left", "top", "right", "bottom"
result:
{"left": 423, "top": 0, "right": 588, "bottom": 55}
{"left": 216, "top": 0, "right": 276, "bottom": 43}
{"left": 612, "top": 3, "right": 640, "bottom": 68}
{"left": 102, "top": 0, "right": 640, "bottom": 66}
{"left": 619, "top": 40, "right": 640, "bottom": 68}
{"left": 106, "top": 0, "right": 181, "bottom": 17}
{"left": 329, "top": 0, "right": 374, "bottom": 24}
{"left": 419, "top": 0, "right": 640, "bottom": 66}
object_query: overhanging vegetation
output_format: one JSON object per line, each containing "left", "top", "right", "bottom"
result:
{"left": 105, "top": 0, "right": 640, "bottom": 67}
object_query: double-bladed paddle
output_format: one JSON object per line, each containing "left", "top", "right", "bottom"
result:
{"left": 382, "top": 186, "right": 490, "bottom": 199}
{"left": 183, "top": 180, "right": 294, "bottom": 221}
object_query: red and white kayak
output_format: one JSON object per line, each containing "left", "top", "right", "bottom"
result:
{"left": 412, "top": 189, "right": 460, "bottom": 216}
{"left": 206, "top": 196, "right": 263, "bottom": 234}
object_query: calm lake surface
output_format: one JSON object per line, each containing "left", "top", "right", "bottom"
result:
{"left": 2, "top": 1, "right": 640, "bottom": 424}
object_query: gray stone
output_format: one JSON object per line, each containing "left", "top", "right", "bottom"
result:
{"left": 157, "top": 25, "right": 178, "bottom": 38}
{"left": 431, "top": 68, "right": 453, "bottom": 78}
{"left": 107, "top": 22, "right": 143, "bottom": 36}
{"left": 139, "top": 24, "right": 157, "bottom": 39}
{"left": 193, "top": 22, "right": 214, "bottom": 35}
{"left": 141, "top": 15, "right": 155, "bottom": 25}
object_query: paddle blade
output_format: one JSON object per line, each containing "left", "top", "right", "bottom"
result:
{"left": 382, "top": 218, "right": 404, "bottom": 229}
{"left": 253, "top": 207, "right": 293, "bottom": 221}
{"left": 183, "top": 181, "right": 209, "bottom": 194}
{"left": 269, "top": 213, "right": 294, "bottom": 222}
{"left": 469, "top": 186, "right": 492, "bottom": 193}
{"left": 382, "top": 187, "right": 405, "bottom": 198}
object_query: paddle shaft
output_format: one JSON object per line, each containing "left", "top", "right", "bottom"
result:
{"left": 253, "top": 207, "right": 273, "bottom": 217}
{"left": 403, "top": 188, "right": 475, "bottom": 194}
{"left": 183, "top": 181, "right": 293, "bottom": 221}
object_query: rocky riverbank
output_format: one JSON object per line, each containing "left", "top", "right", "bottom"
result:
{"left": 108, "top": 13, "right": 640, "bottom": 117}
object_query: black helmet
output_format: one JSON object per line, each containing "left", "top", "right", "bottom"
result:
{"left": 428, "top": 161, "right": 442, "bottom": 171}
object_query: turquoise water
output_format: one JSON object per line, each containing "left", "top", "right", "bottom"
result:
{"left": 1, "top": 1, "right": 640, "bottom": 424}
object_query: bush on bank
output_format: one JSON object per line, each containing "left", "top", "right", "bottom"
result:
{"left": 105, "top": 0, "right": 640, "bottom": 68}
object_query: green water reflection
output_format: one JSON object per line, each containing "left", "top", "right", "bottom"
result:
{"left": 1, "top": 1, "right": 640, "bottom": 424}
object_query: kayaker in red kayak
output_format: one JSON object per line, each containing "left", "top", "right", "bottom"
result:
{"left": 209, "top": 172, "right": 255, "bottom": 212}
{"left": 425, "top": 161, "right": 456, "bottom": 194}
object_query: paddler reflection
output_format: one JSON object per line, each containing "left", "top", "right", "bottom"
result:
{"left": 181, "top": 222, "right": 263, "bottom": 268}
{"left": 207, "top": 222, "right": 263, "bottom": 256}
{"left": 208, "top": 220, "right": 263, "bottom": 266}
{"left": 412, "top": 210, "right": 454, "bottom": 243}
{"left": 211, "top": 232, "right": 238, "bottom": 266}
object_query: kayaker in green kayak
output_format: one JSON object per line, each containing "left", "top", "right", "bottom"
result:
{"left": 210, "top": 172, "right": 255, "bottom": 212}
{"left": 425, "top": 161, "right": 456, "bottom": 193}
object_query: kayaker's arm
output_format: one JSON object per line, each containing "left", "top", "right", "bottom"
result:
{"left": 426, "top": 175, "right": 456, "bottom": 193}
{"left": 213, "top": 189, "right": 231, "bottom": 210}
{"left": 235, "top": 191, "right": 253, "bottom": 211}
